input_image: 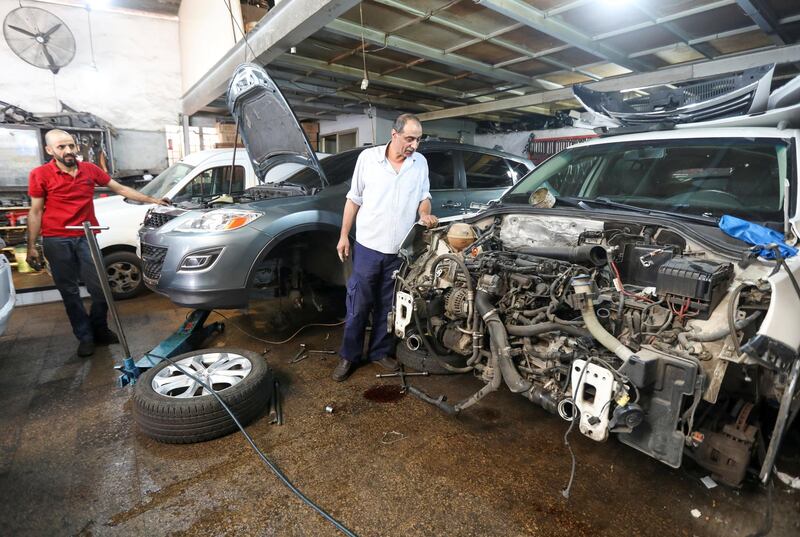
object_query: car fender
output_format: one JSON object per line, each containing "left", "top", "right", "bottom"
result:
{"left": 245, "top": 210, "right": 350, "bottom": 287}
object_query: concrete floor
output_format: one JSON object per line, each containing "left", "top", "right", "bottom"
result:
{"left": 0, "top": 293, "right": 798, "bottom": 537}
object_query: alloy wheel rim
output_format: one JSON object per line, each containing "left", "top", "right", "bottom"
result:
{"left": 107, "top": 261, "right": 141, "bottom": 293}
{"left": 151, "top": 352, "right": 253, "bottom": 398}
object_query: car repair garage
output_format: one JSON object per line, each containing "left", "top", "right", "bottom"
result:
{"left": 2, "top": 1, "right": 800, "bottom": 535}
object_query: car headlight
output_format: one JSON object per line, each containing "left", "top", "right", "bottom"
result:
{"left": 174, "top": 209, "right": 262, "bottom": 232}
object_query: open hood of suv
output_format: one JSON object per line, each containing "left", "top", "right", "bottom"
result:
{"left": 227, "top": 63, "right": 328, "bottom": 187}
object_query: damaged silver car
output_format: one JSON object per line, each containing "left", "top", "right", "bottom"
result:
{"left": 393, "top": 124, "right": 800, "bottom": 488}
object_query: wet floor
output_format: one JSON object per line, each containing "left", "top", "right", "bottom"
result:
{"left": 0, "top": 293, "right": 798, "bottom": 536}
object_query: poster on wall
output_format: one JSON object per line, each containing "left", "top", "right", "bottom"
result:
{"left": 0, "top": 126, "right": 42, "bottom": 189}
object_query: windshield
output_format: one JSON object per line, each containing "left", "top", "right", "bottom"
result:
{"left": 138, "top": 163, "right": 195, "bottom": 199}
{"left": 503, "top": 138, "right": 789, "bottom": 223}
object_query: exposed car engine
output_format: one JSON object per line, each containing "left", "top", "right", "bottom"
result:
{"left": 393, "top": 214, "right": 785, "bottom": 486}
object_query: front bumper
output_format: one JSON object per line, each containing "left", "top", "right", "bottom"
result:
{"left": 139, "top": 224, "right": 272, "bottom": 310}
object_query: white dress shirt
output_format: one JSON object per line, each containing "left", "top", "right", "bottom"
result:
{"left": 346, "top": 143, "right": 431, "bottom": 254}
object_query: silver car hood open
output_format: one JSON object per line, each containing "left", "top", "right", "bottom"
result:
{"left": 227, "top": 63, "right": 327, "bottom": 186}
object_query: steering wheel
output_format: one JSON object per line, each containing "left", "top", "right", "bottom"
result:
{"left": 667, "top": 189, "right": 743, "bottom": 207}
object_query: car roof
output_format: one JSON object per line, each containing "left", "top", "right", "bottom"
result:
{"left": 577, "top": 126, "right": 800, "bottom": 148}
{"left": 179, "top": 149, "right": 237, "bottom": 166}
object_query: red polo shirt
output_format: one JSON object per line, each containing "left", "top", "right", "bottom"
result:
{"left": 28, "top": 159, "right": 111, "bottom": 237}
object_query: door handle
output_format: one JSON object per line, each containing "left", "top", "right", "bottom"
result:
{"left": 441, "top": 201, "right": 463, "bottom": 209}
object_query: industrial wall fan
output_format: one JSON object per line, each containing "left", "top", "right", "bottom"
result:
{"left": 3, "top": 7, "right": 76, "bottom": 74}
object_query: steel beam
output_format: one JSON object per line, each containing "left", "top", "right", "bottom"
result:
{"left": 736, "top": 0, "right": 790, "bottom": 46}
{"left": 632, "top": 3, "right": 717, "bottom": 59}
{"left": 370, "top": 0, "right": 577, "bottom": 86}
{"left": 272, "top": 54, "right": 489, "bottom": 102}
{"left": 416, "top": 43, "right": 800, "bottom": 121}
{"left": 324, "top": 18, "right": 551, "bottom": 90}
{"left": 180, "top": 0, "right": 360, "bottom": 116}
{"left": 476, "top": 0, "right": 650, "bottom": 72}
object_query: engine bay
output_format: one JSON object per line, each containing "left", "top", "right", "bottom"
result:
{"left": 393, "top": 213, "right": 781, "bottom": 486}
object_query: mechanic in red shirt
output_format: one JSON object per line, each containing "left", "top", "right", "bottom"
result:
{"left": 26, "top": 129, "right": 167, "bottom": 357}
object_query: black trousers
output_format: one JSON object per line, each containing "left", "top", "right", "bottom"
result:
{"left": 43, "top": 236, "right": 108, "bottom": 342}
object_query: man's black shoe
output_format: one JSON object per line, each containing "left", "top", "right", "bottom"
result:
{"left": 331, "top": 359, "right": 355, "bottom": 382}
{"left": 94, "top": 329, "right": 120, "bottom": 345}
{"left": 77, "top": 340, "right": 95, "bottom": 357}
{"left": 374, "top": 357, "right": 399, "bottom": 372}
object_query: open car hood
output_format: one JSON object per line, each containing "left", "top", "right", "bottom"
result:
{"left": 227, "top": 63, "right": 327, "bottom": 186}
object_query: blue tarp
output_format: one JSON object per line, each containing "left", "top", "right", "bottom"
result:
{"left": 719, "top": 215, "right": 798, "bottom": 259}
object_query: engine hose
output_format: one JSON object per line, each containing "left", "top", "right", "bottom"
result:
{"left": 728, "top": 283, "right": 747, "bottom": 357}
{"left": 526, "top": 385, "right": 558, "bottom": 414}
{"left": 516, "top": 245, "right": 608, "bottom": 267}
{"left": 680, "top": 311, "right": 762, "bottom": 346}
{"left": 411, "top": 308, "right": 474, "bottom": 373}
{"left": 505, "top": 322, "right": 591, "bottom": 339}
{"left": 572, "top": 278, "right": 634, "bottom": 363}
{"left": 476, "top": 290, "right": 532, "bottom": 394}
{"left": 454, "top": 339, "right": 503, "bottom": 412}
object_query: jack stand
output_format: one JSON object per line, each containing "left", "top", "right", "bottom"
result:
{"left": 137, "top": 309, "right": 225, "bottom": 369}
{"left": 117, "top": 358, "right": 142, "bottom": 387}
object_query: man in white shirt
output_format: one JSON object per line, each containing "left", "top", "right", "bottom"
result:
{"left": 333, "top": 114, "right": 438, "bottom": 381}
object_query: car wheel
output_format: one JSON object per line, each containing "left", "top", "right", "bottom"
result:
{"left": 396, "top": 342, "right": 468, "bottom": 375}
{"left": 133, "top": 348, "right": 273, "bottom": 444}
{"left": 104, "top": 251, "right": 145, "bottom": 300}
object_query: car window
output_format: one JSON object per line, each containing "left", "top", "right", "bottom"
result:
{"left": 507, "top": 159, "right": 532, "bottom": 183}
{"left": 504, "top": 138, "right": 788, "bottom": 222}
{"left": 422, "top": 150, "right": 455, "bottom": 190}
{"left": 173, "top": 165, "right": 245, "bottom": 201}
{"left": 464, "top": 152, "right": 513, "bottom": 189}
{"left": 139, "top": 163, "right": 194, "bottom": 199}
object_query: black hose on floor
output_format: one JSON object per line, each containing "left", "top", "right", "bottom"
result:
{"left": 147, "top": 352, "right": 358, "bottom": 537}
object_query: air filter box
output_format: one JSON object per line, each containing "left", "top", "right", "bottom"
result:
{"left": 656, "top": 258, "right": 733, "bottom": 320}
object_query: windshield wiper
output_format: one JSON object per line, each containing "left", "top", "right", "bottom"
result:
{"left": 580, "top": 197, "right": 719, "bottom": 225}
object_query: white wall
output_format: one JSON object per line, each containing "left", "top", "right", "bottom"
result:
{"left": 319, "top": 109, "right": 481, "bottom": 148}
{"left": 179, "top": 0, "right": 243, "bottom": 94}
{"left": 319, "top": 113, "right": 376, "bottom": 147}
{"left": 0, "top": 1, "right": 181, "bottom": 173}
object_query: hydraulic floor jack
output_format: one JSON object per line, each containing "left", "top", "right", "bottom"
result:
{"left": 70, "top": 222, "right": 224, "bottom": 386}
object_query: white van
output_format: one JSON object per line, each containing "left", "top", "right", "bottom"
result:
{"left": 95, "top": 148, "right": 326, "bottom": 299}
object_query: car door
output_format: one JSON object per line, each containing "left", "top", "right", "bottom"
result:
{"left": 461, "top": 150, "right": 516, "bottom": 211}
{"left": 420, "top": 148, "right": 462, "bottom": 217}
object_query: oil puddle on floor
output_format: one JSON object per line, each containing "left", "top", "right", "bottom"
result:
{"left": 363, "top": 384, "right": 405, "bottom": 403}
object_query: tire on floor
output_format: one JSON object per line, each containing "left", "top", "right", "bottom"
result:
{"left": 396, "top": 342, "right": 468, "bottom": 375}
{"left": 133, "top": 348, "right": 273, "bottom": 443}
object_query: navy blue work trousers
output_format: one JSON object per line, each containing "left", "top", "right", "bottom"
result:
{"left": 43, "top": 236, "right": 109, "bottom": 343}
{"left": 339, "top": 242, "right": 402, "bottom": 363}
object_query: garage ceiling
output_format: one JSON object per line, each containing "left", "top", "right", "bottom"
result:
{"left": 188, "top": 0, "right": 800, "bottom": 128}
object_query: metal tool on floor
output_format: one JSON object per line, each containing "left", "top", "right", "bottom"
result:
{"left": 68, "top": 222, "right": 223, "bottom": 386}
{"left": 376, "top": 372, "right": 429, "bottom": 378}
{"left": 288, "top": 343, "right": 336, "bottom": 364}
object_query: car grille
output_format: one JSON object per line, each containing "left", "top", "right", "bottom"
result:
{"left": 141, "top": 244, "right": 167, "bottom": 282}
{"left": 142, "top": 211, "right": 177, "bottom": 229}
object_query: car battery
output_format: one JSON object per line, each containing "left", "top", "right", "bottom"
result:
{"left": 656, "top": 258, "right": 733, "bottom": 320}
